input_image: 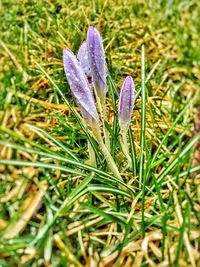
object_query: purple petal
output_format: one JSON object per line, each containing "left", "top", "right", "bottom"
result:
{"left": 77, "top": 41, "right": 92, "bottom": 80}
{"left": 118, "top": 76, "right": 135, "bottom": 130}
{"left": 63, "top": 48, "right": 99, "bottom": 126}
{"left": 87, "top": 27, "right": 107, "bottom": 100}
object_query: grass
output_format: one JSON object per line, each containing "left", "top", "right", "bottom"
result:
{"left": 0, "top": 0, "right": 200, "bottom": 266}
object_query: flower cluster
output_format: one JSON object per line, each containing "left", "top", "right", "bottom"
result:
{"left": 63, "top": 26, "right": 135, "bottom": 133}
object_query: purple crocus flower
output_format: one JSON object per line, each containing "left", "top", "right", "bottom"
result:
{"left": 87, "top": 27, "right": 107, "bottom": 101}
{"left": 118, "top": 76, "right": 135, "bottom": 131}
{"left": 77, "top": 41, "right": 92, "bottom": 84}
{"left": 63, "top": 48, "right": 99, "bottom": 128}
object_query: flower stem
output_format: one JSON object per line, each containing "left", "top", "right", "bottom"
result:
{"left": 92, "top": 129, "right": 122, "bottom": 180}
{"left": 99, "top": 139, "right": 122, "bottom": 180}
{"left": 96, "top": 96, "right": 110, "bottom": 151}
{"left": 120, "top": 130, "right": 132, "bottom": 169}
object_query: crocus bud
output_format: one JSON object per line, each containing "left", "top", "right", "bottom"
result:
{"left": 118, "top": 76, "right": 135, "bottom": 132}
{"left": 77, "top": 41, "right": 92, "bottom": 84}
{"left": 63, "top": 48, "right": 99, "bottom": 128}
{"left": 87, "top": 27, "right": 107, "bottom": 101}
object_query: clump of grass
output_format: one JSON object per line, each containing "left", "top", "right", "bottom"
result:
{"left": 0, "top": 1, "right": 200, "bottom": 266}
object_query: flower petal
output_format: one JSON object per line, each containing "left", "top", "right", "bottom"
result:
{"left": 63, "top": 48, "right": 99, "bottom": 126}
{"left": 118, "top": 76, "right": 135, "bottom": 131}
{"left": 87, "top": 27, "right": 107, "bottom": 100}
{"left": 77, "top": 41, "right": 92, "bottom": 80}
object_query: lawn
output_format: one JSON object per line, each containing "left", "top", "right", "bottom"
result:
{"left": 0, "top": 0, "right": 200, "bottom": 266}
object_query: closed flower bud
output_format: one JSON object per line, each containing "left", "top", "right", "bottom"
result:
{"left": 87, "top": 27, "right": 107, "bottom": 101}
{"left": 63, "top": 48, "right": 99, "bottom": 128}
{"left": 118, "top": 76, "right": 135, "bottom": 131}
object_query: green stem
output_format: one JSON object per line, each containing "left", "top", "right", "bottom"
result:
{"left": 99, "top": 139, "right": 122, "bottom": 180}
{"left": 128, "top": 128, "right": 137, "bottom": 176}
{"left": 120, "top": 130, "right": 132, "bottom": 169}
{"left": 96, "top": 96, "right": 110, "bottom": 151}
{"left": 93, "top": 128, "right": 122, "bottom": 181}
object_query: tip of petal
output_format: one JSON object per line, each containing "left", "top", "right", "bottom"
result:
{"left": 88, "top": 26, "right": 95, "bottom": 33}
{"left": 77, "top": 41, "right": 87, "bottom": 56}
{"left": 123, "top": 76, "right": 134, "bottom": 91}
{"left": 81, "top": 40, "right": 87, "bottom": 45}
{"left": 87, "top": 26, "right": 100, "bottom": 38}
{"left": 125, "top": 76, "right": 133, "bottom": 84}
{"left": 63, "top": 48, "right": 73, "bottom": 57}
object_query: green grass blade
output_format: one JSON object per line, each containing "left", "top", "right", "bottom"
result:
{"left": 152, "top": 133, "right": 200, "bottom": 190}
{"left": 128, "top": 128, "right": 137, "bottom": 176}
{"left": 80, "top": 203, "right": 126, "bottom": 227}
{"left": 87, "top": 184, "right": 132, "bottom": 198}
{"left": 0, "top": 159, "right": 87, "bottom": 177}
{"left": 150, "top": 98, "right": 196, "bottom": 166}
{"left": 0, "top": 126, "right": 60, "bottom": 156}
{"left": 25, "top": 123, "right": 79, "bottom": 161}
{"left": 0, "top": 144, "right": 135, "bottom": 195}
{"left": 139, "top": 44, "right": 146, "bottom": 185}
{"left": 139, "top": 45, "right": 146, "bottom": 236}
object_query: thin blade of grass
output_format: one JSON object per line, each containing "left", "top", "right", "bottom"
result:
{"left": 139, "top": 45, "right": 146, "bottom": 236}
{"left": 0, "top": 159, "right": 87, "bottom": 177}
{"left": 25, "top": 123, "right": 78, "bottom": 161}
{"left": 0, "top": 145, "right": 135, "bottom": 195}
{"left": 87, "top": 184, "right": 132, "bottom": 198}
{"left": 80, "top": 202, "right": 126, "bottom": 227}
{"left": 152, "top": 133, "right": 200, "bottom": 191}
{"left": 150, "top": 98, "right": 196, "bottom": 166}
{"left": 175, "top": 201, "right": 190, "bottom": 267}
{"left": 128, "top": 127, "right": 137, "bottom": 176}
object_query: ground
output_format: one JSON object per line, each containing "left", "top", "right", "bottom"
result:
{"left": 0, "top": 0, "right": 200, "bottom": 266}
